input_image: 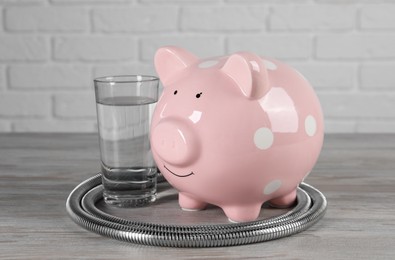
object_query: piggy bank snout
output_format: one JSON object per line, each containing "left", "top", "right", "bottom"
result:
{"left": 151, "top": 120, "right": 200, "bottom": 166}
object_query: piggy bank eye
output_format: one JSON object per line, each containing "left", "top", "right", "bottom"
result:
{"left": 196, "top": 92, "right": 202, "bottom": 98}
{"left": 173, "top": 90, "right": 178, "bottom": 95}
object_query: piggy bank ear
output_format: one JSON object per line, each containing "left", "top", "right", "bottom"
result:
{"left": 221, "top": 52, "right": 270, "bottom": 99}
{"left": 154, "top": 46, "right": 198, "bottom": 86}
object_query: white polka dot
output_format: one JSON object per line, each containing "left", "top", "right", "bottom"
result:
{"left": 254, "top": 127, "right": 274, "bottom": 150}
{"left": 263, "top": 180, "right": 282, "bottom": 195}
{"left": 249, "top": 61, "right": 260, "bottom": 72}
{"left": 264, "top": 60, "right": 277, "bottom": 70}
{"left": 305, "top": 115, "right": 317, "bottom": 137}
{"left": 198, "top": 60, "right": 218, "bottom": 69}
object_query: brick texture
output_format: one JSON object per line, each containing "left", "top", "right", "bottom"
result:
{"left": 0, "top": 93, "right": 51, "bottom": 117}
{"left": 0, "top": 9, "right": 3, "bottom": 32}
{"left": 360, "top": 63, "right": 395, "bottom": 90}
{"left": 54, "top": 36, "right": 137, "bottom": 61}
{"left": 318, "top": 93, "right": 395, "bottom": 118}
{"left": 360, "top": 5, "right": 395, "bottom": 29}
{"left": 51, "top": 0, "right": 131, "bottom": 3}
{"left": 228, "top": 35, "right": 312, "bottom": 59}
{"left": 356, "top": 121, "right": 395, "bottom": 133}
{"left": 292, "top": 62, "right": 355, "bottom": 90}
{"left": 93, "top": 7, "right": 178, "bottom": 32}
{"left": 0, "top": 0, "right": 46, "bottom": 3}
{"left": 93, "top": 63, "right": 156, "bottom": 78}
{"left": 181, "top": 6, "right": 268, "bottom": 31}
{"left": 0, "top": 1, "right": 394, "bottom": 133}
{"left": 0, "top": 36, "right": 48, "bottom": 61}
{"left": 5, "top": 6, "right": 88, "bottom": 32}
{"left": 316, "top": 33, "right": 395, "bottom": 59}
{"left": 54, "top": 92, "right": 96, "bottom": 118}
{"left": 141, "top": 36, "right": 224, "bottom": 61}
{"left": 0, "top": 121, "right": 11, "bottom": 132}
{"left": 324, "top": 120, "right": 356, "bottom": 133}
{"left": 0, "top": 65, "right": 5, "bottom": 91}
{"left": 9, "top": 64, "right": 91, "bottom": 89}
{"left": 141, "top": 0, "right": 219, "bottom": 3}
{"left": 270, "top": 5, "right": 355, "bottom": 31}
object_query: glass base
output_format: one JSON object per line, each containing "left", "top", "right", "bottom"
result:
{"left": 103, "top": 191, "right": 156, "bottom": 207}
{"left": 101, "top": 166, "right": 157, "bottom": 208}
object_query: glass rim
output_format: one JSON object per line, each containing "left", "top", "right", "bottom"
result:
{"left": 94, "top": 75, "right": 159, "bottom": 84}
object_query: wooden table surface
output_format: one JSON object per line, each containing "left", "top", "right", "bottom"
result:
{"left": 0, "top": 133, "right": 394, "bottom": 259}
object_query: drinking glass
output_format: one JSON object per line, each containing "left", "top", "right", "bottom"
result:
{"left": 94, "top": 75, "right": 159, "bottom": 207}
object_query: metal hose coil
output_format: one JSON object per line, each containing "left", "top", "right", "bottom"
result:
{"left": 66, "top": 173, "right": 327, "bottom": 247}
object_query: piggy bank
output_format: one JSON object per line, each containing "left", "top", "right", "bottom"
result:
{"left": 150, "top": 46, "right": 324, "bottom": 222}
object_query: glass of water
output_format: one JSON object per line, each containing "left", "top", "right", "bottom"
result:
{"left": 94, "top": 75, "right": 159, "bottom": 207}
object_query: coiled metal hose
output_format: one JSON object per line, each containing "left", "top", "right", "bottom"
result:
{"left": 66, "top": 173, "right": 327, "bottom": 247}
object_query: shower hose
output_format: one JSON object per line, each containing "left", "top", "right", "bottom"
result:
{"left": 66, "top": 173, "right": 327, "bottom": 247}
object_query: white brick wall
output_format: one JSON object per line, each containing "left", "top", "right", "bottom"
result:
{"left": 9, "top": 64, "right": 91, "bottom": 88}
{"left": 5, "top": 6, "right": 89, "bottom": 32}
{"left": 270, "top": 5, "right": 356, "bottom": 30}
{"left": 227, "top": 35, "right": 313, "bottom": 59}
{"left": 93, "top": 7, "right": 178, "bottom": 32}
{"left": 53, "top": 93, "right": 96, "bottom": 118}
{"left": 0, "top": 0, "right": 394, "bottom": 133}
{"left": 53, "top": 36, "right": 137, "bottom": 61}
{"left": 0, "top": 93, "right": 51, "bottom": 117}
{"left": 181, "top": 6, "right": 268, "bottom": 31}
{"left": 360, "top": 5, "right": 395, "bottom": 29}
{"left": 0, "top": 36, "right": 48, "bottom": 61}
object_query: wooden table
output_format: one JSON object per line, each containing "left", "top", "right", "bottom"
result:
{"left": 0, "top": 134, "right": 394, "bottom": 259}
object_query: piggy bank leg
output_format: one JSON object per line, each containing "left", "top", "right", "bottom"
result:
{"left": 269, "top": 189, "right": 297, "bottom": 208}
{"left": 179, "top": 192, "right": 207, "bottom": 211}
{"left": 222, "top": 203, "right": 262, "bottom": 223}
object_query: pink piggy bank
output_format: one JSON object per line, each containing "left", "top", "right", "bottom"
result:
{"left": 150, "top": 46, "right": 324, "bottom": 222}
